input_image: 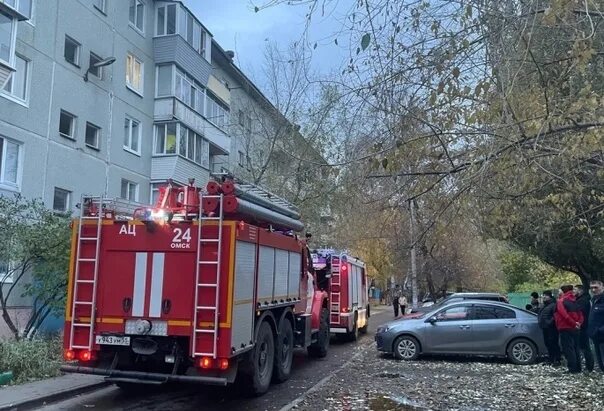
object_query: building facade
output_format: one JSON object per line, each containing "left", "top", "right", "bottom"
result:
{"left": 0, "top": 0, "right": 299, "bottom": 336}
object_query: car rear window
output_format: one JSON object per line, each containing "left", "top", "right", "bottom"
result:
{"left": 473, "top": 305, "right": 516, "bottom": 320}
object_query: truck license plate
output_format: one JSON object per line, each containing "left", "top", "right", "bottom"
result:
{"left": 95, "top": 335, "right": 130, "bottom": 346}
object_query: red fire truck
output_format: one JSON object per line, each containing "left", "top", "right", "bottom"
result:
{"left": 61, "top": 177, "right": 330, "bottom": 395}
{"left": 312, "top": 250, "right": 369, "bottom": 341}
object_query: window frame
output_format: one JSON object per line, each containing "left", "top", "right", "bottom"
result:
{"left": 1, "top": 53, "right": 30, "bottom": 105}
{"left": 53, "top": 187, "right": 71, "bottom": 212}
{"left": 0, "top": 135, "right": 21, "bottom": 191}
{"left": 85, "top": 122, "right": 101, "bottom": 150}
{"left": 59, "top": 110, "right": 77, "bottom": 140}
{"left": 126, "top": 52, "right": 144, "bottom": 95}
{"left": 121, "top": 179, "right": 139, "bottom": 202}
{"left": 94, "top": 0, "right": 107, "bottom": 14}
{"left": 128, "top": 0, "right": 145, "bottom": 34}
{"left": 0, "top": 9, "right": 16, "bottom": 67}
{"left": 123, "top": 116, "right": 141, "bottom": 155}
{"left": 64, "top": 35, "right": 81, "bottom": 67}
{"left": 0, "top": 260, "right": 14, "bottom": 284}
{"left": 88, "top": 52, "right": 104, "bottom": 79}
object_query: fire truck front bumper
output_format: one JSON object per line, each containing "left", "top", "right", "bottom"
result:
{"left": 60, "top": 365, "right": 228, "bottom": 386}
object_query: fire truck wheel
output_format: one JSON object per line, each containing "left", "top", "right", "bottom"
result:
{"left": 241, "top": 321, "right": 275, "bottom": 396}
{"left": 345, "top": 313, "right": 359, "bottom": 342}
{"left": 272, "top": 318, "right": 294, "bottom": 383}
{"left": 308, "top": 307, "right": 329, "bottom": 358}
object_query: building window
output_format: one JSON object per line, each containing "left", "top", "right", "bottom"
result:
{"left": 126, "top": 53, "right": 143, "bottom": 94}
{"left": 156, "top": 3, "right": 176, "bottom": 36}
{"left": 85, "top": 122, "right": 100, "bottom": 149}
{"left": 177, "top": 124, "right": 205, "bottom": 165}
{"left": 2, "top": 0, "right": 32, "bottom": 19}
{"left": 154, "top": 123, "right": 177, "bottom": 154}
{"left": 129, "top": 0, "right": 144, "bottom": 33}
{"left": 206, "top": 92, "right": 229, "bottom": 130}
{"left": 88, "top": 52, "right": 103, "bottom": 79}
{"left": 121, "top": 179, "right": 138, "bottom": 202}
{"left": 94, "top": 0, "right": 107, "bottom": 14}
{"left": 2, "top": 54, "right": 29, "bottom": 102}
{"left": 0, "top": 10, "right": 14, "bottom": 65}
{"left": 53, "top": 187, "right": 71, "bottom": 212}
{"left": 123, "top": 117, "right": 141, "bottom": 154}
{"left": 0, "top": 261, "right": 13, "bottom": 284}
{"left": 59, "top": 110, "right": 76, "bottom": 140}
{"left": 64, "top": 35, "right": 80, "bottom": 67}
{"left": 0, "top": 136, "right": 20, "bottom": 187}
{"left": 156, "top": 64, "right": 172, "bottom": 97}
{"left": 246, "top": 114, "right": 252, "bottom": 137}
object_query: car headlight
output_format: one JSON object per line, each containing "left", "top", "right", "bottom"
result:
{"left": 376, "top": 326, "right": 390, "bottom": 333}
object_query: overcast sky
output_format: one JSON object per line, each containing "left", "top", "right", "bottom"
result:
{"left": 184, "top": 0, "right": 352, "bottom": 88}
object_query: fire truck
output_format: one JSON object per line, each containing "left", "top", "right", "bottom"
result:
{"left": 60, "top": 177, "right": 330, "bottom": 395}
{"left": 311, "top": 249, "right": 369, "bottom": 341}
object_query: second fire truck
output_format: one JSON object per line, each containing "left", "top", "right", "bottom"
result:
{"left": 312, "top": 249, "right": 369, "bottom": 341}
{"left": 61, "top": 177, "right": 330, "bottom": 395}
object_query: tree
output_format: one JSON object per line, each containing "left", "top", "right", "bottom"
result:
{"left": 0, "top": 195, "right": 71, "bottom": 340}
{"left": 258, "top": 0, "right": 604, "bottom": 284}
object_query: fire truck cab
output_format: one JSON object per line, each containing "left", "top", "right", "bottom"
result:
{"left": 312, "top": 249, "right": 369, "bottom": 341}
{"left": 61, "top": 177, "right": 330, "bottom": 396}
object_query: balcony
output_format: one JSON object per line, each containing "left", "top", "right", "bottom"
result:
{"left": 151, "top": 156, "right": 211, "bottom": 187}
{"left": 0, "top": 0, "right": 31, "bottom": 20}
{"left": 154, "top": 97, "right": 230, "bottom": 155}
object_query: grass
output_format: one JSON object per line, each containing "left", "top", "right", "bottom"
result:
{"left": 0, "top": 336, "right": 63, "bottom": 385}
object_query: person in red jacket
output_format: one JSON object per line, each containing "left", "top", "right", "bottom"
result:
{"left": 554, "top": 285, "right": 584, "bottom": 373}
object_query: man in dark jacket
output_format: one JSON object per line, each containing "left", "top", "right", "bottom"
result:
{"left": 554, "top": 285, "right": 584, "bottom": 373}
{"left": 574, "top": 285, "right": 594, "bottom": 371}
{"left": 530, "top": 292, "right": 540, "bottom": 313}
{"left": 538, "top": 290, "right": 561, "bottom": 366}
{"left": 588, "top": 280, "right": 604, "bottom": 373}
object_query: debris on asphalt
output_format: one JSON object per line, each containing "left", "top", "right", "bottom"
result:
{"left": 294, "top": 347, "right": 604, "bottom": 410}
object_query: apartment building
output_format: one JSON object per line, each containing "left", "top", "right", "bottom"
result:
{"left": 0, "top": 0, "right": 233, "bottom": 214}
{"left": 0, "top": 0, "right": 303, "bottom": 336}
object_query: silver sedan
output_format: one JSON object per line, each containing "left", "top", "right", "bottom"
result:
{"left": 375, "top": 300, "right": 547, "bottom": 365}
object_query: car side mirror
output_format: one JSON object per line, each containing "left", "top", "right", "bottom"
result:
{"left": 428, "top": 316, "right": 437, "bottom": 324}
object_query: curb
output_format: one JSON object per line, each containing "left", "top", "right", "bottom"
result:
{"left": 0, "top": 380, "right": 110, "bottom": 411}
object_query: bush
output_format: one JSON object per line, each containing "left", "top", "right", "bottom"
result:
{"left": 0, "top": 337, "right": 62, "bottom": 384}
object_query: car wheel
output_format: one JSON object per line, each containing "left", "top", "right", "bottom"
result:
{"left": 393, "top": 335, "right": 420, "bottom": 360}
{"left": 507, "top": 338, "right": 537, "bottom": 365}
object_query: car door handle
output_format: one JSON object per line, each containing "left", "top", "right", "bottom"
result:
{"left": 504, "top": 323, "right": 516, "bottom": 328}
{"left": 458, "top": 325, "right": 470, "bottom": 330}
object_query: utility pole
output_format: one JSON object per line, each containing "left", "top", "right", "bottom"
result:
{"left": 409, "top": 199, "right": 418, "bottom": 308}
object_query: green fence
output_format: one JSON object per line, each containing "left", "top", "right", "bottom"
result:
{"left": 507, "top": 292, "right": 532, "bottom": 309}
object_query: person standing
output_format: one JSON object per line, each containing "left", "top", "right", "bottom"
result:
{"left": 554, "top": 285, "right": 584, "bottom": 374}
{"left": 588, "top": 280, "right": 604, "bottom": 373}
{"left": 392, "top": 285, "right": 401, "bottom": 317}
{"left": 530, "top": 292, "right": 540, "bottom": 313}
{"left": 574, "top": 285, "right": 594, "bottom": 372}
{"left": 399, "top": 293, "right": 408, "bottom": 316}
{"left": 538, "top": 290, "right": 561, "bottom": 366}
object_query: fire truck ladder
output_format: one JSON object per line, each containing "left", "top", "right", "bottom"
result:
{"left": 330, "top": 255, "right": 342, "bottom": 323}
{"left": 192, "top": 193, "right": 224, "bottom": 358}
{"left": 69, "top": 196, "right": 103, "bottom": 350}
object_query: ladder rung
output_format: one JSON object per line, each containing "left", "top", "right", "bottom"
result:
{"left": 195, "top": 329, "right": 216, "bottom": 333}
{"left": 77, "top": 280, "right": 95, "bottom": 284}
{"left": 198, "top": 283, "right": 218, "bottom": 287}
{"left": 198, "top": 261, "right": 218, "bottom": 264}
{"left": 200, "top": 239, "right": 220, "bottom": 243}
{"left": 78, "top": 258, "right": 97, "bottom": 262}
{"left": 72, "top": 323, "right": 92, "bottom": 327}
{"left": 194, "top": 352, "right": 216, "bottom": 357}
{"left": 196, "top": 306, "right": 217, "bottom": 310}
{"left": 74, "top": 301, "right": 93, "bottom": 305}
{"left": 201, "top": 217, "right": 222, "bottom": 221}
{"left": 80, "top": 237, "right": 98, "bottom": 241}
{"left": 81, "top": 217, "right": 101, "bottom": 220}
{"left": 72, "top": 345, "right": 92, "bottom": 349}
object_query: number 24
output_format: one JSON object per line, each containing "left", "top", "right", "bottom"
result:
{"left": 172, "top": 228, "right": 191, "bottom": 243}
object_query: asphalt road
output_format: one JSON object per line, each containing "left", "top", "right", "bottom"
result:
{"left": 40, "top": 308, "right": 392, "bottom": 411}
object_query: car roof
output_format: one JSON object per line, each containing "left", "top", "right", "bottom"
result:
{"left": 439, "top": 299, "right": 514, "bottom": 309}
{"left": 449, "top": 292, "right": 504, "bottom": 297}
